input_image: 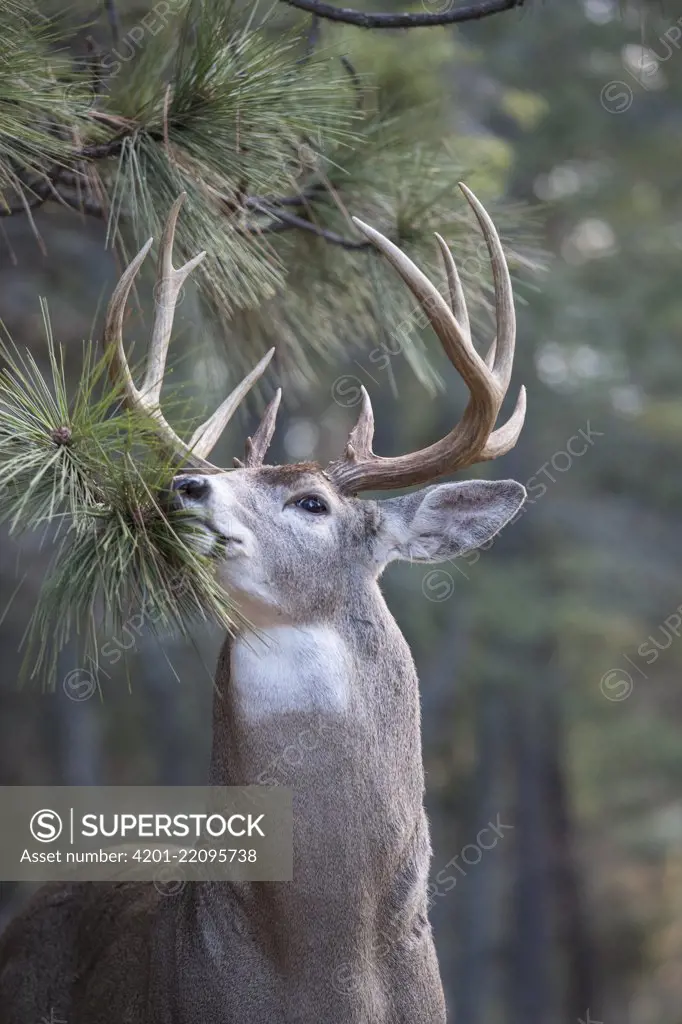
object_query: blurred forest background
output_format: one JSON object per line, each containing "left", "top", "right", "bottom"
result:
{"left": 1, "top": 1, "right": 681, "bottom": 1022}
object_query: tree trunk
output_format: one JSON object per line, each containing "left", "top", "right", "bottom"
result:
{"left": 509, "top": 681, "right": 553, "bottom": 1024}
{"left": 455, "top": 686, "right": 506, "bottom": 1024}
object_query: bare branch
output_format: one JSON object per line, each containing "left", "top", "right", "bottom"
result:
{"left": 278, "top": 0, "right": 527, "bottom": 29}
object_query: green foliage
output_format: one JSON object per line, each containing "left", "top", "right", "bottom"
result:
{"left": 106, "top": 5, "right": 361, "bottom": 334}
{"left": 0, "top": 0, "right": 91, "bottom": 192}
{"left": 0, "top": 0, "right": 541, "bottom": 383}
{"left": 0, "top": 318, "right": 240, "bottom": 685}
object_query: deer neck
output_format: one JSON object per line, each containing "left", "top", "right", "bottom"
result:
{"left": 207, "top": 584, "right": 427, "bottom": 896}
{"left": 187, "top": 585, "right": 435, "bottom": 1012}
{"left": 208, "top": 582, "right": 423, "bottom": 792}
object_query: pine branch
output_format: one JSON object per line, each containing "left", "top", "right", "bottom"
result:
{"left": 0, "top": 0, "right": 543, "bottom": 375}
{"left": 49, "top": 187, "right": 108, "bottom": 220}
{"left": 79, "top": 136, "right": 127, "bottom": 160}
{"left": 244, "top": 200, "right": 371, "bottom": 248}
{"left": 0, "top": 186, "right": 48, "bottom": 217}
{"left": 1, "top": 144, "right": 370, "bottom": 242}
{"left": 0, "top": 175, "right": 377, "bottom": 245}
{"left": 102, "top": 0, "right": 120, "bottom": 45}
{"left": 278, "top": 0, "right": 528, "bottom": 29}
{"left": 0, "top": 163, "right": 106, "bottom": 219}
{"left": 306, "top": 14, "right": 321, "bottom": 55}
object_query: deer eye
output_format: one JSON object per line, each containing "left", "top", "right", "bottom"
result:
{"left": 294, "top": 495, "right": 329, "bottom": 515}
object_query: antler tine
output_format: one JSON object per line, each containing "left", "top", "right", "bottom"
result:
{"left": 458, "top": 182, "right": 516, "bottom": 392}
{"left": 103, "top": 235, "right": 202, "bottom": 463}
{"left": 326, "top": 184, "right": 525, "bottom": 494}
{"left": 142, "top": 193, "right": 207, "bottom": 405}
{"left": 345, "top": 386, "right": 375, "bottom": 461}
{"left": 242, "top": 387, "right": 283, "bottom": 468}
{"left": 458, "top": 182, "right": 524, "bottom": 458}
{"left": 434, "top": 232, "right": 470, "bottom": 342}
{"left": 349, "top": 217, "right": 490, "bottom": 396}
{"left": 330, "top": 385, "right": 377, "bottom": 483}
{"left": 188, "top": 349, "right": 276, "bottom": 458}
{"left": 479, "top": 385, "right": 526, "bottom": 461}
{"left": 103, "top": 195, "right": 276, "bottom": 471}
{"left": 104, "top": 237, "right": 154, "bottom": 408}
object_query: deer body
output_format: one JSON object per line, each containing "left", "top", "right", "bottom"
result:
{"left": 0, "top": 186, "right": 527, "bottom": 1023}
{"left": 0, "top": 537, "right": 441, "bottom": 1024}
{"left": 159, "top": 585, "right": 443, "bottom": 1024}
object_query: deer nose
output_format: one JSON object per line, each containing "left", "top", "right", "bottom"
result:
{"left": 171, "top": 475, "right": 211, "bottom": 503}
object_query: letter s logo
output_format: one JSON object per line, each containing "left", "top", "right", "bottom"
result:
{"left": 30, "top": 809, "right": 63, "bottom": 843}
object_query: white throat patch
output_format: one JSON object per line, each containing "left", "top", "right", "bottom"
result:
{"left": 230, "top": 624, "right": 351, "bottom": 718}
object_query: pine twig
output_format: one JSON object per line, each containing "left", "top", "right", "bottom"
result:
{"left": 264, "top": 184, "right": 328, "bottom": 206}
{"left": 339, "top": 55, "right": 362, "bottom": 108}
{"left": 53, "top": 188, "right": 107, "bottom": 219}
{"left": 245, "top": 201, "right": 371, "bottom": 249}
{"left": 306, "top": 14, "right": 321, "bottom": 55}
{"left": 0, "top": 176, "right": 369, "bottom": 244}
{"left": 278, "top": 0, "right": 527, "bottom": 29}
{"left": 79, "top": 136, "right": 128, "bottom": 160}
{"left": 0, "top": 189, "right": 48, "bottom": 217}
{"left": 103, "top": 0, "right": 120, "bottom": 44}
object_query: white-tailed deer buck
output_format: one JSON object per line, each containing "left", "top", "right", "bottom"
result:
{"left": 0, "top": 185, "right": 526, "bottom": 1023}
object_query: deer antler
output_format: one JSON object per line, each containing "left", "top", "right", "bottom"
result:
{"left": 103, "top": 193, "right": 275, "bottom": 472}
{"left": 326, "top": 183, "right": 526, "bottom": 494}
{"left": 232, "top": 388, "right": 283, "bottom": 469}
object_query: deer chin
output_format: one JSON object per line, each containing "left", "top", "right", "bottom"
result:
{"left": 216, "top": 567, "right": 291, "bottom": 630}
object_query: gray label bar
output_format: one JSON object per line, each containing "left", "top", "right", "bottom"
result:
{"left": 0, "top": 787, "right": 292, "bottom": 882}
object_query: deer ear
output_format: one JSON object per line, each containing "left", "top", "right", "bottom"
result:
{"left": 374, "top": 480, "right": 526, "bottom": 565}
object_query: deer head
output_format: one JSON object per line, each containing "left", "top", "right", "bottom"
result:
{"left": 103, "top": 186, "right": 526, "bottom": 628}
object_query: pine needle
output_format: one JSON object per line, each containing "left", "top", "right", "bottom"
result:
{"left": 0, "top": 1, "right": 95, "bottom": 196}
{"left": 103, "top": 1, "right": 362, "bottom": 338}
{"left": 0, "top": 314, "right": 242, "bottom": 688}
